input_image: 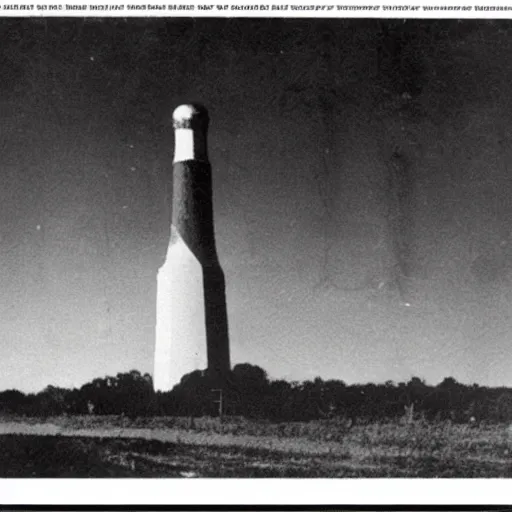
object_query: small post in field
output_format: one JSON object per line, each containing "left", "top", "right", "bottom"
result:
{"left": 212, "top": 388, "right": 224, "bottom": 422}
{"left": 404, "top": 402, "right": 415, "bottom": 424}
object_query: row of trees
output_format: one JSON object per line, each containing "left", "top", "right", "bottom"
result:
{"left": 2, "top": 365, "right": 512, "bottom": 423}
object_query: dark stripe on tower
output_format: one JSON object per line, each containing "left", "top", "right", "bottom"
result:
{"left": 170, "top": 160, "right": 219, "bottom": 264}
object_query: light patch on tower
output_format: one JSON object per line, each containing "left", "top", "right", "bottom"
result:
{"left": 154, "top": 227, "right": 208, "bottom": 392}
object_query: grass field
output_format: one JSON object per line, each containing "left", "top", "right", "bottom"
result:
{"left": 1, "top": 415, "right": 512, "bottom": 477}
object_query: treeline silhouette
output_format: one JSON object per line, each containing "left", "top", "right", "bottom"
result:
{"left": 2, "top": 364, "right": 512, "bottom": 423}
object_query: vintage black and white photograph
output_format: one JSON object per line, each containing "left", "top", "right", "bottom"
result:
{"left": 2, "top": 15, "right": 512, "bottom": 479}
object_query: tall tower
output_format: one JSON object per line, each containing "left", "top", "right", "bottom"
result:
{"left": 154, "top": 104, "right": 231, "bottom": 392}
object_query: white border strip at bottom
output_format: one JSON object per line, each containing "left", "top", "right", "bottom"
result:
{"left": 0, "top": 479, "right": 510, "bottom": 505}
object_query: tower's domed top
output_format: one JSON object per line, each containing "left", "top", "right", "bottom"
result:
{"left": 173, "top": 104, "right": 209, "bottom": 130}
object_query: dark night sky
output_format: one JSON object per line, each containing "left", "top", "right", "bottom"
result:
{"left": 2, "top": 18, "right": 512, "bottom": 392}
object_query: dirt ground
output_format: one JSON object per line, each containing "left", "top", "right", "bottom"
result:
{"left": 1, "top": 416, "right": 511, "bottom": 477}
